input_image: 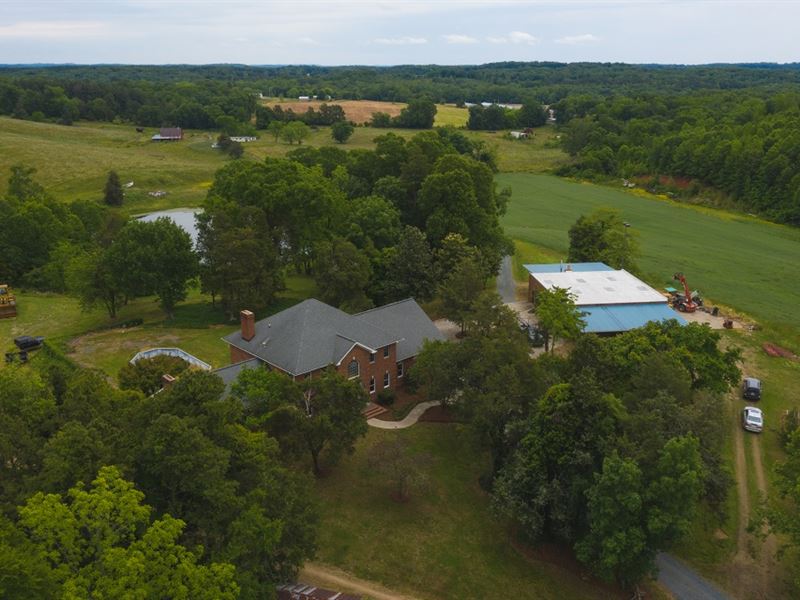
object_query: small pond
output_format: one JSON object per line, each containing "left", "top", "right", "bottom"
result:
{"left": 137, "top": 208, "right": 202, "bottom": 247}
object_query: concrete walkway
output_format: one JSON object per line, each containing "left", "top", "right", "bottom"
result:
{"left": 367, "top": 400, "right": 439, "bottom": 429}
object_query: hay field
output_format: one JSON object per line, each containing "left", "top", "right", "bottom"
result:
{"left": 264, "top": 98, "right": 468, "bottom": 127}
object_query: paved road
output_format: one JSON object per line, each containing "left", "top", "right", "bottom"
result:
{"left": 656, "top": 553, "right": 731, "bottom": 600}
{"left": 497, "top": 255, "right": 516, "bottom": 303}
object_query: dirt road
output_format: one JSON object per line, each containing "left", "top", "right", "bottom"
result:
{"left": 728, "top": 384, "right": 779, "bottom": 599}
{"left": 300, "top": 563, "right": 422, "bottom": 600}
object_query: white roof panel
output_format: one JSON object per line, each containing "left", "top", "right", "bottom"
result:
{"left": 531, "top": 269, "right": 666, "bottom": 306}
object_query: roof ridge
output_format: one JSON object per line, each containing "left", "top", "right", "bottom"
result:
{"left": 292, "top": 300, "right": 314, "bottom": 375}
{"left": 353, "top": 297, "right": 415, "bottom": 316}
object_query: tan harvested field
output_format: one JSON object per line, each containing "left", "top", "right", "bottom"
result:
{"left": 266, "top": 99, "right": 405, "bottom": 124}
{"left": 263, "top": 98, "right": 468, "bottom": 127}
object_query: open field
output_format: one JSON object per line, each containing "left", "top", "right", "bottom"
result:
{"left": 262, "top": 98, "right": 468, "bottom": 127}
{"left": 500, "top": 173, "right": 800, "bottom": 337}
{"left": 315, "top": 424, "right": 626, "bottom": 600}
{"left": 467, "top": 127, "right": 568, "bottom": 173}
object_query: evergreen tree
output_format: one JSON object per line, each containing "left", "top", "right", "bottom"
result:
{"left": 103, "top": 170, "right": 124, "bottom": 206}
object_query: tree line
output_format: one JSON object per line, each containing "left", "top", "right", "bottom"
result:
{"left": 4, "top": 62, "right": 800, "bottom": 109}
{"left": 555, "top": 90, "right": 800, "bottom": 225}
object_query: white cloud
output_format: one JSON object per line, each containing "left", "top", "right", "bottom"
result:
{"left": 0, "top": 20, "right": 109, "bottom": 40}
{"left": 485, "top": 31, "right": 538, "bottom": 45}
{"left": 297, "top": 36, "right": 319, "bottom": 45}
{"left": 508, "top": 31, "right": 538, "bottom": 45}
{"left": 555, "top": 33, "right": 601, "bottom": 45}
{"left": 443, "top": 34, "right": 478, "bottom": 44}
{"left": 372, "top": 36, "right": 427, "bottom": 45}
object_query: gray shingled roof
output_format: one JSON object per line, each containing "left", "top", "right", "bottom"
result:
{"left": 213, "top": 358, "right": 260, "bottom": 396}
{"left": 223, "top": 299, "right": 398, "bottom": 376}
{"left": 354, "top": 299, "right": 445, "bottom": 361}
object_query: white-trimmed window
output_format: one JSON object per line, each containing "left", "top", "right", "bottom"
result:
{"left": 369, "top": 376, "right": 376, "bottom": 394}
{"left": 383, "top": 371, "right": 390, "bottom": 388}
{"left": 347, "top": 359, "right": 359, "bottom": 378}
{"left": 383, "top": 345, "right": 390, "bottom": 358}
{"left": 369, "top": 352, "right": 376, "bottom": 364}
{"left": 397, "top": 361, "right": 404, "bottom": 378}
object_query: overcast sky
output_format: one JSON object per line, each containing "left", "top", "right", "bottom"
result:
{"left": 1, "top": 1, "right": 799, "bottom": 66}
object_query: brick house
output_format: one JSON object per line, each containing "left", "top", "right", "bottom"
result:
{"left": 219, "top": 298, "right": 444, "bottom": 398}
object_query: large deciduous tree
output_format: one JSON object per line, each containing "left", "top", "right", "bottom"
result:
{"left": 372, "top": 225, "right": 435, "bottom": 304}
{"left": 314, "top": 236, "right": 372, "bottom": 312}
{"left": 394, "top": 98, "right": 436, "bottom": 129}
{"left": 281, "top": 121, "right": 311, "bottom": 144}
{"left": 233, "top": 368, "right": 368, "bottom": 477}
{"left": 198, "top": 158, "right": 346, "bottom": 315}
{"left": 567, "top": 208, "right": 640, "bottom": 272}
{"left": 331, "top": 120, "right": 354, "bottom": 144}
{"left": 17, "top": 466, "right": 240, "bottom": 599}
{"left": 576, "top": 437, "right": 703, "bottom": 588}
{"left": 535, "top": 287, "right": 585, "bottom": 352}
{"left": 438, "top": 253, "right": 488, "bottom": 334}
{"left": 0, "top": 367, "right": 56, "bottom": 510}
{"left": 105, "top": 217, "right": 198, "bottom": 318}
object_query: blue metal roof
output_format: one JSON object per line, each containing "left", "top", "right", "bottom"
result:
{"left": 580, "top": 303, "right": 686, "bottom": 333}
{"left": 524, "top": 262, "right": 613, "bottom": 274}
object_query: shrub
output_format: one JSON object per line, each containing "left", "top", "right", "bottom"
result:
{"left": 376, "top": 388, "right": 396, "bottom": 406}
{"left": 118, "top": 355, "right": 191, "bottom": 395}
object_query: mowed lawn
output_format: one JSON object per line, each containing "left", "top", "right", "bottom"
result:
{"left": 0, "top": 275, "right": 317, "bottom": 378}
{"left": 315, "top": 424, "right": 623, "bottom": 600}
{"left": 499, "top": 174, "right": 800, "bottom": 333}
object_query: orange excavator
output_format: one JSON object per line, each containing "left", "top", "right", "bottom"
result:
{"left": 0, "top": 284, "right": 17, "bottom": 318}
{"left": 672, "top": 273, "right": 701, "bottom": 313}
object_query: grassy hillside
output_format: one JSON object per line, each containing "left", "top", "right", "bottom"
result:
{"left": 499, "top": 173, "right": 800, "bottom": 334}
{"left": 0, "top": 117, "right": 563, "bottom": 216}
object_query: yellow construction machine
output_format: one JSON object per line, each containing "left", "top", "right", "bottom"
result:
{"left": 0, "top": 284, "right": 17, "bottom": 318}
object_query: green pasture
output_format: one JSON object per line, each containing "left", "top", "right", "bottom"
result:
{"left": 500, "top": 173, "right": 800, "bottom": 337}
{"left": 314, "top": 424, "right": 626, "bottom": 600}
{"left": 468, "top": 127, "right": 568, "bottom": 173}
{"left": 434, "top": 104, "right": 469, "bottom": 127}
{"left": 0, "top": 116, "right": 561, "bottom": 217}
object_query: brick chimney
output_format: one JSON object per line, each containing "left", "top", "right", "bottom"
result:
{"left": 240, "top": 310, "right": 255, "bottom": 341}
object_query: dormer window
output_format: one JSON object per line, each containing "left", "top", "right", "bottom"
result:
{"left": 347, "top": 359, "right": 359, "bottom": 378}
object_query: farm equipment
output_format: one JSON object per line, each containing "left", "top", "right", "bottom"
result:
{"left": 671, "top": 273, "right": 702, "bottom": 313}
{"left": 0, "top": 284, "right": 16, "bottom": 318}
